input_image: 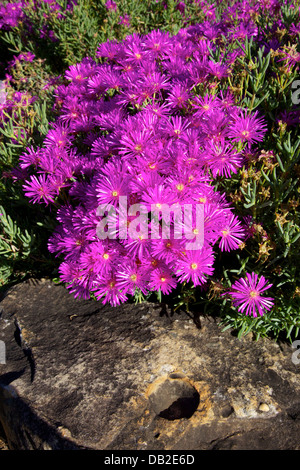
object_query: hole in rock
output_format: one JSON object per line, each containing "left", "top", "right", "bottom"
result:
{"left": 159, "top": 391, "right": 200, "bottom": 420}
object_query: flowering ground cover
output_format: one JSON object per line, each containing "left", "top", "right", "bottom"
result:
{"left": 0, "top": 0, "right": 300, "bottom": 341}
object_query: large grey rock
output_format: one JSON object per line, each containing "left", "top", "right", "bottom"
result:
{"left": 0, "top": 278, "right": 299, "bottom": 450}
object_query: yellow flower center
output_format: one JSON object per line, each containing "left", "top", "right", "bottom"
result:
{"left": 176, "top": 183, "right": 184, "bottom": 191}
{"left": 250, "top": 290, "right": 259, "bottom": 298}
{"left": 103, "top": 253, "right": 109, "bottom": 260}
{"left": 112, "top": 190, "right": 119, "bottom": 197}
{"left": 160, "top": 277, "right": 166, "bottom": 282}
{"left": 191, "top": 263, "right": 198, "bottom": 270}
{"left": 130, "top": 274, "right": 137, "bottom": 282}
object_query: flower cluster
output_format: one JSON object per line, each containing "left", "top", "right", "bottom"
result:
{"left": 20, "top": 20, "right": 271, "bottom": 306}
{"left": 0, "top": 0, "right": 77, "bottom": 41}
{"left": 0, "top": 1, "right": 26, "bottom": 30}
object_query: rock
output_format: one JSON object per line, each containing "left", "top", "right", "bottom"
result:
{"left": 0, "top": 278, "right": 300, "bottom": 450}
{"left": 258, "top": 403, "right": 270, "bottom": 413}
{"left": 147, "top": 376, "right": 200, "bottom": 419}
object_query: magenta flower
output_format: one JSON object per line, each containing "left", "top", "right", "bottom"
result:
{"left": 19, "top": 146, "right": 42, "bottom": 169}
{"left": 226, "top": 273, "right": 274, "bottom": 318}
{"left": 58, "top": 262, "right": 93, "bottom": 300}
{"left": 119, "top": 14, "right": 131, "bottom": 27}
{"left": 116, "top": 261, "right": 149, "bottom": 296}
{"left": 93, "top": 274, "right": 128, "bottom": 307}
{"left": 105, "top": 0, "right": 117, "bottom": 11}
{"left": 79, "top": 241, "right": 118, "bottom": 276}
{"left": 141, "top": 183, "right": 176, "bottom": 212}
{"left": 219, "top": 213, "right": 245, "bottom": 252}
{"left": 96, "top": 162, "right": 131, "bottom": 207}
{"left": 149, "top": 267, "right": 177, "bottom": 295}
{"left": 167, "top": 81, "right": 192, "bottom": 110}
{"left": 204, "top": 139, "right": 243, "bottom": 178}
{"left": 175, "top": 246, "right": 215, "bottom": 286}
{"left": 176, "top": 1, "right": 186, "bottom": 15}
{"left": 144, "top": 30, "right": 172, "bottom": 56}
{"left": 96, "top": 39, "right": 122, "bottom": 61}
{"left": 228, "top": 110, "right": 267, "bottom": 147}
{"left": 206, "top": 60, "right": 229, "bottom": 80}
{"left": 151, "top": 237, "right": 184, "bottom": 264}
{"left": 192, "top": 94, "right": 219, "bottom": 118}
{"left": 123, "top": 235, "right": 152, "bottom": 260}
{"left": 120, "top": 127, "right": 154, "bottom": 159}
{"left": 163, "top": 115, "right": 190, "bottom": 139}
{"left": 23, "top": 174, "right": 57, "bottom": 205}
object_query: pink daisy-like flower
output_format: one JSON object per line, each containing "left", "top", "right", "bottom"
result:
{"left": 151, "top": 237, "right": 184, "bottom": 264}
{"left": 228, "top": 110, "right": 267, "bottom": 147}
{"left": 141, "top": 183, "right": 176, "bottom": 213}
{"left": 123, "top": 234, "right": 152, "bottom": 260}
{"left": 96, "top": 39, "right": 122, "bottom": 61}
{"left": 119, "top": 14, "right": 131, "bottom": 27}
{"left": 116, "top": 261, "right": 149, "bottom": 295}
{"left": 96, "top": 168, "right": 131, "bottom": 207}
{"left": 163, "top": 115, "right": 190, "bottom": 139}
{"left": 144, "top": 30, "right": 172, "bottom": 57}
{"left": 204, "top": 139, "right": 243, "bottom": 178}
{"left": 105, "top": 0, "right": 117, "bottom": 11}
{"left": 92, "top": 273, "right": 128, "bottom": 307}
{"left": 43, "top": 123, "right": 72, "bottom": 149}
{"left": 23, "top": 174, "right": 57, "bottom": 205}
{"left": 175, "top": 246, "right": 215, "bottom": 286}
{"left": 167, "top": 80, "right": 192, "bottom": 110}
{"left": 58, "top": 262, "right": 92, "bottom": 300}
{"left": 79, "top": 241, "right": 118, "bottom": 275}
{"left": 219, "top": 213, "right": 245, "bottom": 251}
{"left": 226, "top": 273, "right": 274, "bottom": 317}
{"left": 19, "top": 146, "right": 42, "bottom": 169}
{"left": 206, "top": 60, "right": 229, "bottom": 80}
{"left": 149, "top": 267, "right": 177, "bottom": 295}
{"left": 119, "top": 127, "right": 154, "bottom": 159}
{"left": 192, "top": 93, "right": 219, "bottom": 118}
